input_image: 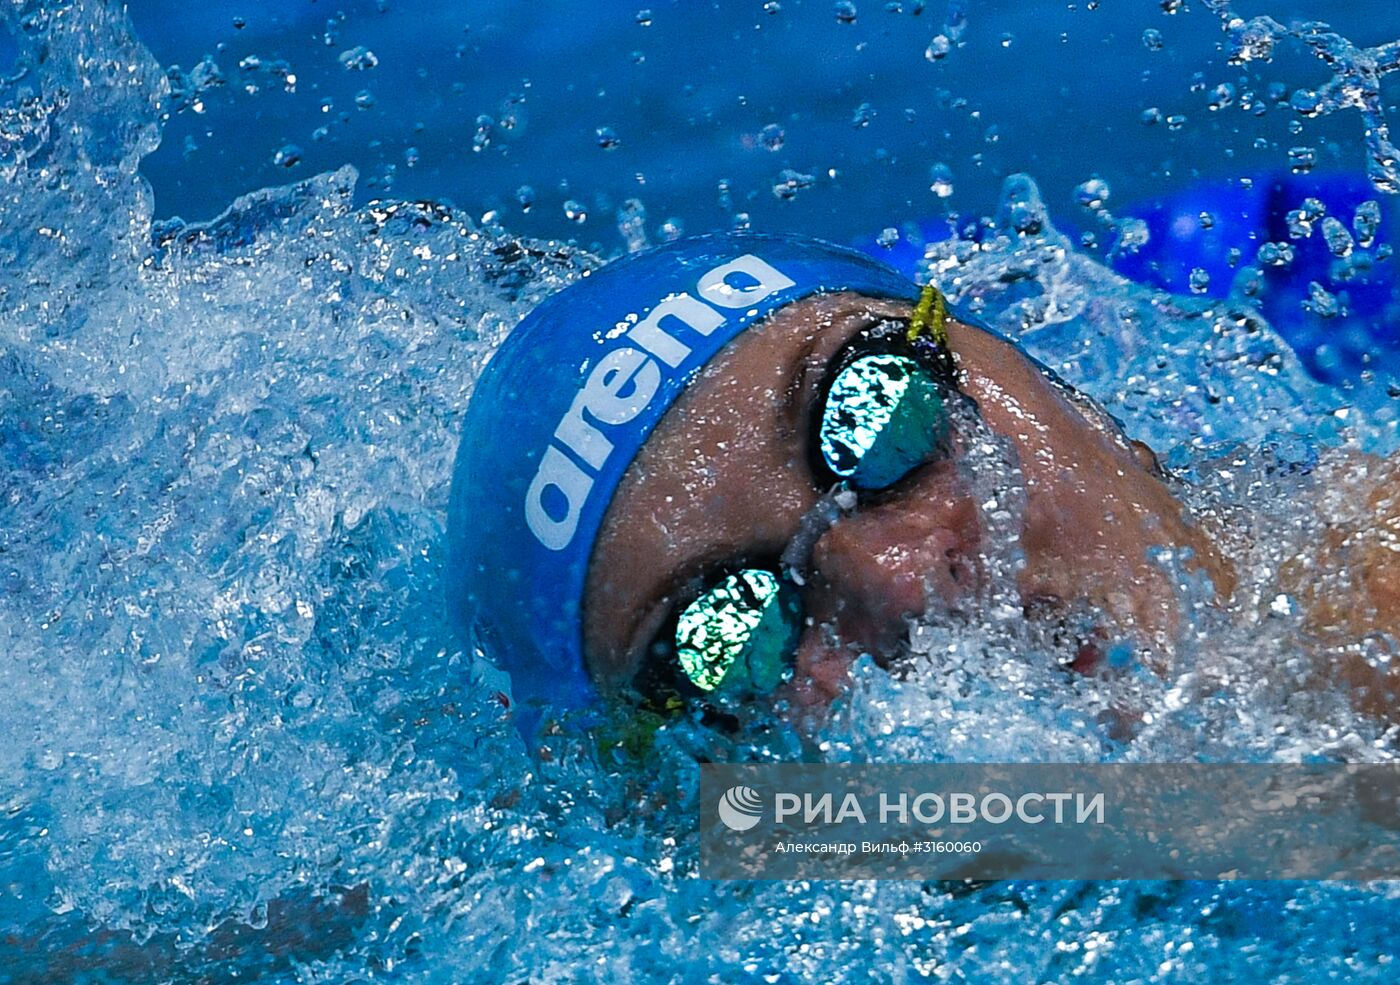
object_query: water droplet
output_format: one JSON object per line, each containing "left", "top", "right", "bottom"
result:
{"left": 1188, "top": 267, "right": 1211, "bottom": 294}
{"left": 1304, "top": 281, "right": 1340, "bottom": 318}
{"left": 1288, "top": 146, "right": 1317, "bottom": 174}
{"left": 338, "top": 46, "right": 379, "bottom": 71}
{"left": 1198, "top": 211, "right": 1216, "bottom": 229}
{"left": 1160, "top": 0, "right": 1183, "bottom": 13}
{"left": 659, "top": 217, "right": 685, "bottom": 241}
{"left": 473, "top": 114, "right": 495, "bottom": 152}
{"left": 876, "top": 227, "right": 899, "bottom": 248}
{"left": 273, "top": 144, "right": 302, "bottom": 168}
{"left": 354, "top": 89, "right": 376, "bottom": 109}
{"left": 1207, "top": 83, "right": 1235, "bottom": 111}
{"left": 636, "top": 8, "right": 653, "bottom": 26}
{"left": 925, "top": 34, "right": 951, "bottom": 60}
{"left": 772, "top": 169, "right": 815, "bottom": 200}
{"left": 1166, "top": 114, "right": 1187, "bottom": 131}
{"left": 1321, "top": 217, "right": 1354, "bottom": 257}
{"left": 617, "top": 199, "right": 649, "bottom": 253}
{"left": 1115, "top": 217, "right": 1151, "bottom": 255}
{"left": 1141, "top": 107, "right": 1163, "bottom": 125}
{"left": 1290, "top": 89, "right": 1323, "bottom": 118}
{"left": 596, "top": 126, "right": 621, "bottom": 150}
{"left": 515, "top": 185, "right": 535, "bottom": 212}
{"left": 928, "top": 162, "right": 954, "bottom": 197}
{"left": 760, "top": 123, "right": 785, "bottom": 151}
{"left": 1353, "top": 200, "right": 1381, "bottom": 247}
{"left": 763, "top": 1, "right": 782, "bottom": 13}
{"left": 1142, "top": 29, "right": 1163, "bottom": 51}
{"left": 852, "top": 102, "right": 875, "bottom": 127}
{"left": 1075, "top": 177, "right": 1110, "bottom": 209}
{"left": 404, "top": 146, "right": 419, "bottom": 168}
{"left": 564, "top": 200, "right": 588, "bottom": 223}
{"left": 835, "top": 1, "right": 858, "bottom": 24}
{"left": 999, "top": 32, "right": 1014, "bottom": 48}
{"left": 232, "top": 16, "right": 247, "bottom": 30}
{"left": 1257, "top": 242, "right": 1295, "bottom": 267}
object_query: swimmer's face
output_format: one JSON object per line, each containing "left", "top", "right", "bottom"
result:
{"left": 584, "top": 293, "right": 1232, "bottom": 709}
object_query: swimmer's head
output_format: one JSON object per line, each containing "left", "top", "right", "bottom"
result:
{"left": 448, "top": 233, "right": 923, "bottom": 714}
{"left": 450, "top": 232, "right": 1234, "bottom": 727}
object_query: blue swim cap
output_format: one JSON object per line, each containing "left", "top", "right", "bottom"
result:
{"left": 448, "top": 232, "right": 919, "bottom": 713}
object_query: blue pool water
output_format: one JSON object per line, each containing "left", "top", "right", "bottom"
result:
{"left": 2, "top": 1, "right": 1400, "bottom": 982}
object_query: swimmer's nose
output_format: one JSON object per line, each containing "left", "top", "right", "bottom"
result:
{"left": 803, "top": 462, "right": 980, "bottom": 658}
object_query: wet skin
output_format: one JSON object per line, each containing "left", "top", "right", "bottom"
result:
{"left": 583, "top": 293, "right": 1236, "bottom": 708}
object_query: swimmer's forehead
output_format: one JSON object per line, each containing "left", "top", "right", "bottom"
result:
{"left": 582, "top": 291, "right": 917, "bottom": 688}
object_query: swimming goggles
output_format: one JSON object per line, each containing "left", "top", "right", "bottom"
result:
{"left": 631, "top": 285, "right": 963, "bottom": 721}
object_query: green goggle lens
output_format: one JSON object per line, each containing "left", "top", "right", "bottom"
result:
{"left": 675, "top": 569, "right": 800, "bottom": 694}
{"left": 818, "top": 352, "right": 949, "bottom": 490}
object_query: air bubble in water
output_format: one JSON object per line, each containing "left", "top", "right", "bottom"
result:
{"left": 852, "top": 102, "right": 875, "bottom": 127}
{"left": 515, "top": 185, "right": 534, "bottom": 212}
{"left": 404, "top": 146, "right": 419, "bottom": 168}
{"left": 564, "top": 199, "right": 587, "bottom": 222}
{"left": 1188, "top": 268, "right": 1211, "bottom": 294}
{"left": 1257, "top": 242, "right": 1295, "bottom": 267}
{"left": 1353, "top": 200, "right": 1381, "bottom": 247}
{"left": 596, "top": 126, "right": 621, "bottom": 150}
{"left": 760, "top": 123, "right": 785, "bottom": 151}
{"left": 835, "top": 2, "right": 858, "bottom": 24}
{"left": 636, "top": 9, "right": 653, "bottom": 26}
{"left": 929, "top": 162, "right": 954, "bottom": 197}
{"left": 1321, "top": 217, "right": 1355, "bottom": 258}
{"left": 1160, "top": 0, "right": 1183, "bottom": 13}
{"left": 1166, "top": 114, "right": 1187, "bottom": 131}
{"left": 999, "top": 33, "right": 1014, "bottom": 48}
{"left": 354, "top": 89, "right": 375, "bottom": 109}
{"left": 659, "top": 217, "right": 684, "bottom": 241}
{"left": 1141, "top": 107, "right": 1163, "bottom": 125}
{"left": 1199, "top": 211, "right": 1216, "bottom": 230}
{"left": 1142, "top": 29, "right": 1164, "bottom": 51}
{"left": 925, "top": 34, "right": 951, "bottom": 60}
{"left": 876, "top": 227, "right": 899, "bottom": 248}
{"left": 232, "top": 16, "right": 247, "bottom": 30}
{"left": 273, "top": 144, "right": 302, "bottom": 168}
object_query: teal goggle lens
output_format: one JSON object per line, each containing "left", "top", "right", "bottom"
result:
{"left": 675, "top": 568, "right": 801, "bottom": 694}
{"left": 818, "top": 352, "right": 950, "bottom": 490}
